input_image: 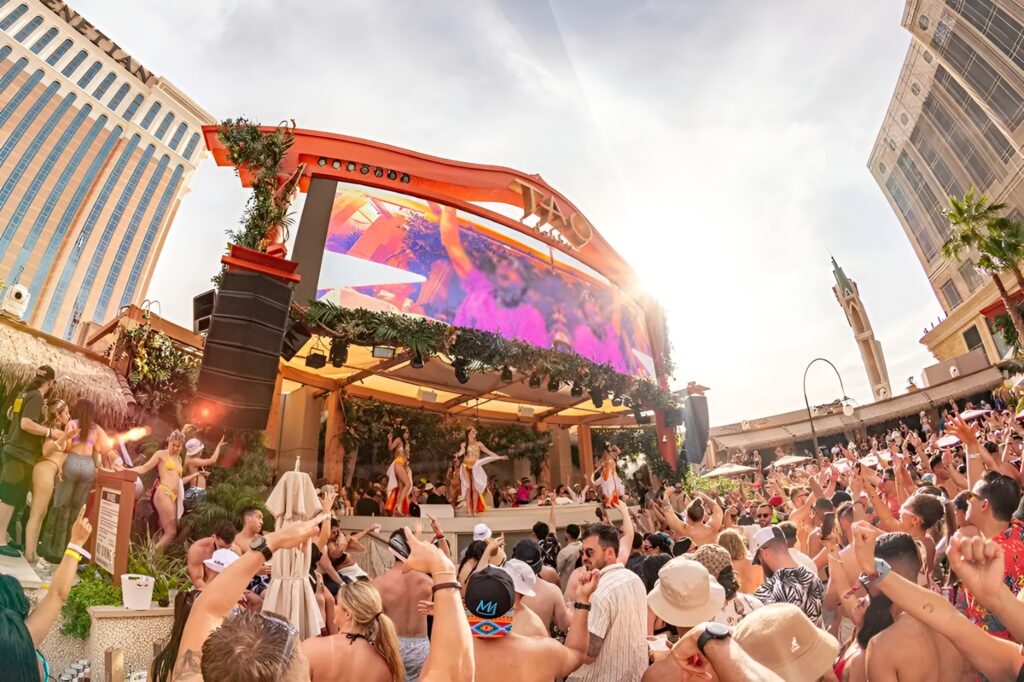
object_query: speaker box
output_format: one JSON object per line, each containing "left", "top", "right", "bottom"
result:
{"left": 682, "top": 395, "right": 710, "bottom": 465}
{"left": 195, "top": 272, "right": 293, "bottom": 429}
{"left": 193, "top": 289, "right": 215, "bottom": 335}
{"left": 663, "top": 407, "right": 684, "bottom": 427}
{"left": 281, "top": 320, "right": 312, "bottom": 361}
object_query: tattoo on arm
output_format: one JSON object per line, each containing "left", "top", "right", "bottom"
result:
{"left": 172, "top": 649, "right": 203, "bottom": 680}
{"left": 587, "top": 633, "right": 605, "bottom": 658}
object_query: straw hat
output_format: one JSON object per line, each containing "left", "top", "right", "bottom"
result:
{"left": 647, "top": 558, "right": 725, "bottom": 627}
{"left": 733, "top": 603, "right": 839, "bottom": 682}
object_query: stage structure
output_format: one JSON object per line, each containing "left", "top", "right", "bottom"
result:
{"left": 200, "top": 126, "right": 677, "bottom": 502}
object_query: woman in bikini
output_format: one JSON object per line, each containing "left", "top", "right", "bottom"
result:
{"left": 456, "top": 426, "right": 507, "bottom": 515}
{"left": 384, "top": 425, "right": 412, "bottom": 516}
{"left": 594, "top": 443, "right": 624, "bottom": 507}
{"left": 23, "top": 400, "right": 77, "bottom": 564}
{"left": 131, "top": 430, "right": 184, "bottom": 551}
{"left": 43, "top": 399, "right": 112, "bottom": 562}
{"left": 182, "top": 435, "right": 225, "bottom": 511}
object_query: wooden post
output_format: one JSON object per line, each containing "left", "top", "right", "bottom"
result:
{"left": 578, "top": 425, "right": 595, "bottom": 485}
{"left": 89, "top": 470, "right": 138, "bottom": 586}
{"left": 105, "top": 647, "right": 125, "bottom": 682}
{"left": 264, "top": 369, "right": 285, "bottom": 452}
{"left": 323, "top": 389, "right": 346, "bottom": 488}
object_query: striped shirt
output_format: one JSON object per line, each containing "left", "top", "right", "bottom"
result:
{"left": 567, "top": 563, "right": 647, "bottom": 682}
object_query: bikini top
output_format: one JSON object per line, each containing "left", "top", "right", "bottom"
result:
{"left": 69, "top": 421, "right": 95, "bottom": 447}
{"left": 165, "top": 456, "right": 179, "bottom": 472}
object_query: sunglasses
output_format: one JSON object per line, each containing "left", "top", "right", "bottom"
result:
{"left": 583, "top": 547, "right": 598, "bottom": 558}
{"left": 756, "top": 512, "right": 772, "bottom": 518}
{"left": 229, "top": 608, "right": 298, "bottom": 669}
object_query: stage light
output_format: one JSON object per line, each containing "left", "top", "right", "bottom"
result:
{"left": 400, "top": 173, "right": 410, "bottom": 183}
{"left": 374, "top": 167, "right": 384, "bottom": 178}
{"left": 372, "top": 345, "right": 396, "bottom": 359}
{"left": 547, "top": 377, "right": 560, "bottom": 392}
{"left": 329, "top": 339, "right": 348, "bottom": 367}
{"left": 528, "top": 375, "right": 542, "bottom": 389}
{"left": 387, "top": 170, "right": 397, "bottom": 180}
{"left": 612, "top": 393, "right": 623, "bottom": 407}
{"left": 571, "top": 382, "right": 583, "bottom": 397}
{"left": 347, "top": 161, "right": 356, "bottom": 172}
{"left": 305, "top": 352, "right": 327, "bottom": 369}
{"left": 590, "top": 389, "right": 606, "bottom": 408}
{"left": 638, "top": 414, "right": 652, "bottom": 425}
{"left": 360, "top": 165, "right": 370, "bottom": 175}
{"left": 501, "top": 366, "right": 513, "bottom": 383}
{"left": 453, "top": 358, "right": 470, "bottom": 384}
{"left": 411, "top": 350, "right": 425, "bottom": 369}
{"left": 317, "top": 157, "right": 327, "bottom": 167}
{"left": 332, "top": 159, "right": 341, "bottom": 169}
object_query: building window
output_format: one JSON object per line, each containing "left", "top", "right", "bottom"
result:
{"left": 963, "top": 324, "right": 984, "bottom": 354}
{"left": 933, "top": 30, "right": 1024, "bottom": 131}
{"left": 45, "top": 39, "right": 71, "bottom": 66}
{"left": 13, "top": 14, "right": 41, "bottom": 41}
{"left": 182, "top": 132, "right": 200, "bottom": 161}
{"left": 947, "top": 0, "right": 1024, "bottom": 73}
{"left": 886, "top": 173, "right": 939, "bottom": 261}
{"left": 76, "top": 61, "right": 101, "bottom": 88}
{"left": 60, "top": 50, "right": 87, "bottom": 77}
{"left": 896, "top": 151, "right": 951, "bottom": 240}
{"left": 120, "top": 165, "right": 184, "bottom": 309}
{"left": 107, "top": 83, "right": 129, "bottom": 110}
{"left": 941, "top": 280, "right": 963, "bottom": 308}
{"left": 935, "top": 65, "right": 1015, "bottom": 163}
{"left": 958, "top": 260, "right": 984, "bottom": 292}
{"left": 92, "top": 72, "right": 115, "bottom": 99}
{"left": 139, "top": 102, "right": 161, "bottom": 129}
{"left": 123, "top": 93, "right": 143, "bottom": 120}
{"left": 168, "top": 122, "right": 187, "bottom": 151}
{"left": 154, "top": 112, "right": 174, "bottom": 140}
{"left": 29, "top": 27, "right": 56, "bottom": 54}
{"left": 0, "top": 4, "right": 27, "bottom": 31}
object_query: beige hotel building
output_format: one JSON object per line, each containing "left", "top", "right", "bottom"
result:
{"left": 870, "top": 0, "right": 1024, "bottom": 363}
{"left": 0, "top": 0, "right": 213, "bottom": 340}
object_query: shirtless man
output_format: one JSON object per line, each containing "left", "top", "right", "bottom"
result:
{"left": 232, "top": 506, "right": 264, "bottom": 554}
{"left": 373, "top": 553, "right": 432, "bottom": 681}
{"left": 662, "top": 490, "right": 722, "bottom": 547}
{"left": 186, "top": 521, "right": 237, "bottom": 590}
{"left": 464, "top": 565, "right": 600, "bottom": 681}
{"left": 501, "top": 559, "right": 549, "bottom": 637}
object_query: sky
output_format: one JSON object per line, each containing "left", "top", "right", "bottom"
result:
{"left": 74, "top": 0, "right": 944, "bottom": 426}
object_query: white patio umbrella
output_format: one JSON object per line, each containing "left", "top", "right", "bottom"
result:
{"left": 260, "top": 459, "right": 324, "bottom": 639}
{"left": 935, "top": 434, "right": 961, "bottom": 448}
{"left": 772, "top": 455, "right": 811, "bottom": 469}
{"left": 959, "top": 408, "right": 991, "bottom": 422}
{"left": 701, "top": 463, "right": 755, "bottom": 479}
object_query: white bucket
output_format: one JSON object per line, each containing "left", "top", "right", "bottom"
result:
{"left": 121, "top": 574, "right": 155, "bottom": 610}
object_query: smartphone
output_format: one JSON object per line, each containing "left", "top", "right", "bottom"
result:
{"left": 822, "top": 512, "right": 836, "bottom": 539}
{"left": 387, "top": 528, "right": 411, "bottom": 560}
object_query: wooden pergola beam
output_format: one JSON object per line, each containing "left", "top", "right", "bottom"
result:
{"left": 280, "top": 363, "right": 339, "bottom": 391}
{"left": 338, "top": 352, "right": 412, "bottom": 386}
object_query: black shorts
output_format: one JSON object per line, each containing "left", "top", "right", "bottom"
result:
{"left": 0, "top": 454, "right": 33, "bottom": 509}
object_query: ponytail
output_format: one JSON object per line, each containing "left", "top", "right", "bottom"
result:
{"left": 371, "top": 611, "right": 405, "bottom": 682}
{"left": 337, "top": 580, "right": 405, "bottom": 682}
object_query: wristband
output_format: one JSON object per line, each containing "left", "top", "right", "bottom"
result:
{"left": 573, "top": 602, "right": 591, "bottom": 611}
{"left": 64, "top": 549, "right": 82, "bottom": 562}
{"left": 431, "top": 581, "right": 461, "bottom": 596}
{"left": 67, "top": 543, "right": 91, "bottom": 561}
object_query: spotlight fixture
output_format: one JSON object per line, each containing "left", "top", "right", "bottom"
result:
{"left": 317, "top": 157, "right": 327, "bottom": 167}
{"left": 360, "top": 164, "right": 370, "bottom": 175}
{"left": 374, "top": 167, "right": 384, "bottom": 178}
{"left": 547, "top": 377, "right": 560, "bottom": 392}
{"left": 387, "top": 170, "right": 397, "bottom": 180}
{"left": 611, "top": 393, "right": 623, "bottom": 407}
{"left": 329, "top": 339, "right": 349, "bottom": 368}
{"left": 570, "top": 382, "right": 583, "bottom": 398}
{"left": 623, "top": 396, "right": 634, "bottom": 408}
{"left": 637, "top": 413, "right": 652, "bottom": 425}
{"left": 332, "top": 159, "right": 341, "bottom": 169}
{"left": 453, "top": 357, "right": 470, "bottom": 384}
{"left": 372, "top": 345, "right": 396, "bottom": 359}
{"left": 528, "top": 375, "right": 542, "bottom": 389}
{"left": 589, "top": 389, "right": 605, "bottom": 408}
{"left": 400, "top": 173, "right": 410, "bottom": 183}
{"left": 501, "top": 366, "right": 513, "bottom": 383}
{"left": 346, "top": 161, "right": 356, "bottom": 172}
{"left": 411, "top": 350, "right": 425, "bottom": 369}
{"left": 305, "top": 351, "right": 327, "bottom": 369}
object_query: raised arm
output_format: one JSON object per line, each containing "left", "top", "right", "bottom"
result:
{"left": 695, "top": 491, "right": 723, "bottom": 532}
{"left": 615, "top": 500, "right": 635, "bottom": 564}
{"left": 189, "top": 435, "right": 226, "bottom": 468}
{"left": 862, "top": 478, "right": 901, "bottom": 532}
{"left": 943, "top": 449, "right": 968, "bottom": 491}
{"left": 551, "top": 569, "right": 600, "bottom": 678}
{"left": 946, "top": 417, "right": 984, "bottom": 489}
{"left": 26, "top": 509, "right": 91, "bottom": 645}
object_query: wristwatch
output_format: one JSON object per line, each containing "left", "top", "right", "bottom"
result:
{"left": 250, "top": 535, "right": 273, "bottom": 561}
{"left": 696, "top": 622, "right": 731, "bottom": 655}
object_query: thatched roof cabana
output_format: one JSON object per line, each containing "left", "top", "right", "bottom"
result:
{"left": 0, "top": 315, "right": 130, "bottom": 428}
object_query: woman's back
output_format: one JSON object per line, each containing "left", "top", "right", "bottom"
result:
{"left": 304, "top": 633, "right": 393, "bottom": 682}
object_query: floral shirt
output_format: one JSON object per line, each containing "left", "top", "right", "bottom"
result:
{"left": 754, "top": 566, "right": 824, "bottom": 625}
{"left": 964, "top": 521, "right": 1024, "bottom": 640}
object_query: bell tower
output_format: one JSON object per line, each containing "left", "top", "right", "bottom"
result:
{"left": 832, "top": 258, "right": 893, "bottom": 401}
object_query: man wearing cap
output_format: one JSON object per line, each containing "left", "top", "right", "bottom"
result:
{"left": 512, "top": 539, "right": 571, "bottom": 635}
{"left": 569, "top": 524, "right": 647, "bottom": 682}
{"left": 0, "top": 365, "right": 61, "bottom": 556}
{"left": 188, "top": 520, "right": 238, "bottom": 590}
{"left": 750, "top": 525, "right": 824, "bottom": 624}
{"left": 464, "top": 565, "right": 600, "bottom": 681}
{"left": 647, "top": 557, "right": 726, "bottom": 629}
{"left": 501, "top": 559, "right": 548, "bottom": 637}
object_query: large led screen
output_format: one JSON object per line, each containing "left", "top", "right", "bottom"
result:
{"left": 316, "top": 183, "right": 654, "bottom": 378}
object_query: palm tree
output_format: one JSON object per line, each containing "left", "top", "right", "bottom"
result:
{"left": 944, "top": 188, "right": 1024, "bottom": 344}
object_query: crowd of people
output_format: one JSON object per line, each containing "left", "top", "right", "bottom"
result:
{"left": 9, "top": 365, "right": 1024, "bottom": 680}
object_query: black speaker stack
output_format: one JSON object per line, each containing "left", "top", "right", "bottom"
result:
{"left": 193, "top": 272, "right": 294, "bottom": 430}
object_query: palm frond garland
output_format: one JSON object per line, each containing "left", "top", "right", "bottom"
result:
{"left": 301, "top": 300, "right": 676, "bottom": 410}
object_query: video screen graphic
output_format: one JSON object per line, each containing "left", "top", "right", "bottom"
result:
{"left": 316, "top": 183, "right": 654, "bottom": 378}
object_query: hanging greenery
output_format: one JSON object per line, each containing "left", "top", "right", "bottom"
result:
{"left": 109, "top": 322, "right": 199, "bottom": 416}
{"left": 302, "top": 301, "right": 676, "bottom": 410}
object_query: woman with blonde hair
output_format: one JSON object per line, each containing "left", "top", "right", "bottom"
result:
{"left": 24, "top": 400, "right": 76, "bottom": 564}
{"left": 302, "top": 579, "right": 404, "bottom": 682}
{"left": 130, "top": 430, "right": 184, "bottom": 551}
{"left": 717, "top": 528, "right": 763, "bottom": 592}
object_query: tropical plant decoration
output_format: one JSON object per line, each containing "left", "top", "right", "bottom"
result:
{"left": 302, "top": 301, "right": 676, "bottom": 411}
{"left": 61, "top": 565, "right": 122, "bottom": 639}
{"left": 109, "top": 321, "right": 200, "bottom": 415}
{"left": 127, "top": 533, "right": 191, "bottom": 606}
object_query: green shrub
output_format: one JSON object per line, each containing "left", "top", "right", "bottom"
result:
{"left": 60, "top": 566, "right": 121, "bottom": 639}
{"left": 180, "top": 451, "right": 275, "bottom": 540}
{"left": 127, "top": 534, "right": 190, "bottom": 606}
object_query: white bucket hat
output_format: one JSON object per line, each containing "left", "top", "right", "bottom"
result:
{"left": 647, "top": 557, "right": 726, "bottom": 627}
{"left": 473, "top": 523, "right": 492, "bottom": 542}
{"left": 185, "top": 438, "right": 204, "bottom": 457}
{"left": 501, "top": 559, "right": 537, "bottom": 597}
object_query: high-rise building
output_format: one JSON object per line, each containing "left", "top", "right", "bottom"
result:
{"left": 0, "top": 0, "right": 213, "bottom": 340}
{"left": 832, "top": 258, "right": 893, "bottom": 400}
{"left": 869, "top": 0, "right": 1024, "bottom": 363}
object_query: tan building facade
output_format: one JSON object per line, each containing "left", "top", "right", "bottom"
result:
{"left": 869, "top": 0, "right": 1024, "bottom": 362}
{"left": 0, "top": 0, "right": 214, "bottom": 340}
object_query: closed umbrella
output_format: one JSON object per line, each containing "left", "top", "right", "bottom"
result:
{"left": 260, "top": 460, "right": 324, "bottom": 639}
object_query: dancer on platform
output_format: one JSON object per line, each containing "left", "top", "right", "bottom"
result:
{"left": 594, "top": 442, "right": 624, "bottom": 507}
{"left": 456, "top": 426, "right": 508, "bottom": 515}
{"left": 131, "top": 430, "right": 185, "bottom": 551}
{"left": 182, "top": 435, "right": 225, "bottom": 511}
{"left": 385, "top": 425, "right": 413, "bottom": 516}
{"left": 24, "top": 400, "right": 76, "bottom": 564}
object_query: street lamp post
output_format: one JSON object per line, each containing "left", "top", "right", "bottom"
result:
{"left": 802, "top": 358, "right": 853, "bottom": 464}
